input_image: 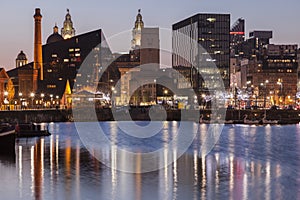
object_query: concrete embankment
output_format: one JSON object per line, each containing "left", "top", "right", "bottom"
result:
{"left": 0, "top": 109, "right": 72, "bottom": 123}
{"left": 0, "top": 108, "right": 300, "bottom": 124}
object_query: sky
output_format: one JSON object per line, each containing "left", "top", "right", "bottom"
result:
{"left": 0, "top": 0, "right": 300, "bottom": 70}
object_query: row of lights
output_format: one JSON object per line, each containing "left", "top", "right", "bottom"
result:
{"left": 6, "top": 92, "right": 60, "bottom": 100}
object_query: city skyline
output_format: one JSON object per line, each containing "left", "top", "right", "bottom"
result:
{"left": 0, "top": 0, "right": 299, "bottom": 70}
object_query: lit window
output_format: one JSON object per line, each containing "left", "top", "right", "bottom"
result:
{"left": 47, "top": 69, "right": 52, "bottom": 73}
{"left": 75, "top": 48, "right": 80, "bottom": 52}
{"left": 47, "top": 85, "right": 56, "bottom": 88}
{"left": 207, "top": 18, "right": 216, "bottom": 22}
{"left": 75, "top": 53, "right": 80, "bottom": 57}
{"left": 52, "top": 54, "right": 57, "bottom": 58}
{"left": 64, "top": 59, "right": 69, "bottom": 62}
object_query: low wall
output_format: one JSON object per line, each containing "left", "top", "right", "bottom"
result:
{"left": 0, "top": 108, "right": 299, "bottom": 124}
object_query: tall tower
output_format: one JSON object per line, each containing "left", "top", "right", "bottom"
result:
{"left": 33, "top": 8, "right": 43, "bottom": 91}
{"left": 61, "top": 9, "right": 76, "bottom": 39}
{"left": 131, "top": 9, "right": 144, "bottom": 49}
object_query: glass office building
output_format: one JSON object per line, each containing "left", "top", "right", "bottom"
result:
{"left": 172, "top": 13, "right": 230, "bottom": 91}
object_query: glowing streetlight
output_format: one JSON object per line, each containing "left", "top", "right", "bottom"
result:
{"left": 30, "top": 92, "right": 35, "bottom": 109}
{"left": 41, "top": 93, "right": 45, "bottom": 108}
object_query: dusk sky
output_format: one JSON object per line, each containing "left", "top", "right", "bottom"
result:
{"left": 0, "top": 0, "right": 299, "bottom": 70}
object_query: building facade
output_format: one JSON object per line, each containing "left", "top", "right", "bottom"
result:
{"left": 172, "top": 13, "right": 231, "bottom": 92}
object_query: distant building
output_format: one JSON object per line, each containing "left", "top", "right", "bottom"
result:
{"left": 246, "top": 44, "right": 298, "bottom": 107}
{"left": 172, "top": 13, "right": 231, "bottom": 91}
{"left": 16, "top": 51, "right": 28, "bottom": 68}
{"left": 230, "top": 18, "right": 245, "bottom": 57}
{"left": 115, "top": 10, "right": 160, "bottom": 106}
{"left": 238, "top": 30, "right": 273, "bottom": 59}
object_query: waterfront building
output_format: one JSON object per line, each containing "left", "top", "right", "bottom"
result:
{"left": 7, "top": 8, "right": 113, "bottom": 109}
{"left": 0, "top": 68, "right": 9, "bottom": 108}
{"left": 172, "top": 13, "right": 231, "bottom": 91}
{"left": 115, "top": 10, "right": 160, "bottom": 106}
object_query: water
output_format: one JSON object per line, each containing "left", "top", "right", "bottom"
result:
{"left": 0, "top": 122, "right": 300, "bottom": 199}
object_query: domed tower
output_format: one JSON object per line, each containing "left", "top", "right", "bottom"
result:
{"left": 47, "top": 24, "right": 64, "bottom": 44}
{"left": 16, "top": 50, "right": 28, "bottom": 68}
{"left": 131, "top": 9, "right": 144, "bottom": 49}
{"left": 61, "top": 9, "right": 76, "bottom": 39}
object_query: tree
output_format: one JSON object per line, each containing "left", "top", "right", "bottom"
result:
{"left": 6, "top": 78, "right": 15, "bottom": 103}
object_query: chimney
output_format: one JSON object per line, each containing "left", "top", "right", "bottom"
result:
{"left": 33, "top": 8, "right": 43, "bottom": 91}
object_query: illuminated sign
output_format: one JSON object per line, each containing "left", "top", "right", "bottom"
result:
{"left": 230, "top": 32, "right": 245, "bottom": 35}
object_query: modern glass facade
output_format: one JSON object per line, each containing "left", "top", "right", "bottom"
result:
{"left": 172, "top": 13, "right": 230, "bottom": 91}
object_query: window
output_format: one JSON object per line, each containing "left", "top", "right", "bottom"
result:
{"left": 47, "top": 85, "right": 56, "bottom": 88}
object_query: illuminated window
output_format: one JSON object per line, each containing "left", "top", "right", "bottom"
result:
{"left": 75, "top": 48, "right": 80, "bottom": 52}
{"left": 47, "top": 69, "right": 52, "bottom": 73}
{"left": 75, "top": 53, "right": 80, "bottom": 57}
{"left": 64, "top": 59, "right": 69, "bottom": 62}
{"left": 59, "top": 78, "right": 63, "bottom": 81}
{"left": 47, "top": 85, "right": 56, "bottom": 88}
{"left": 207, "top": 18, "right": 216, "bottom": 22}
{"left": 52, "top": 54, "right": 57, "bottom": 58}
{"left": 69, "top": 48, "right": 74, "bottom": 52}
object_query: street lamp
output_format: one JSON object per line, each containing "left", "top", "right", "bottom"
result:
{"left": 277, "top": 81, "right": 283, "bottom": 106}
{"left": 30, "top": 92, "right": 35, "bottom": 109}
{"left": 56, "top": 95, "right": 59, "bottom": 108}
{"left": 3, "top": 91, "right": 8, "bottom": 110}
{"left": 19, "top": 92, "right": 23, "bottom": 109}
{"left": 41, "top": 93, "right": 45, "bottom": 108}
{"left": 163, "top": 89, "right": 168, "bottom": 105}
{"left": 50, "top": 94, "right": 53, "bottom": 108}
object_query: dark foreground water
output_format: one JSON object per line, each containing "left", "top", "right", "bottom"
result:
{"left": 0, "top": 122, "right": 300, "bottom": 200}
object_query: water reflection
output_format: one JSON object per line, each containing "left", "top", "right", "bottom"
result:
{"left": 0, "top": 123, "right": 298, "bottom": 199}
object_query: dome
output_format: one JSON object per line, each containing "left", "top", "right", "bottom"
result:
{"left": 16, "top": 51, "right": 27, "bottom": 60}
{"left": 47, "top": 33, "right": 64, "bottom": 44}
{"left": 47, "top": 24, "right": 64, "bottom": 44}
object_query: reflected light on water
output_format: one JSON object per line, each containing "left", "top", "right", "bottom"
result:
{"left": 3, "top": 123, "right": 299, "bottom": 199}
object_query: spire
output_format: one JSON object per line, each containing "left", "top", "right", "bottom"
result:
{"left": 131, "top": 9, "right": 144, "bottom": 49}
{"left": 134, "top": 9, "right": 144, "bottom": 30}
{"left": 61, "top": 8, "right": 76, "bottom": 39}
{"left": 53, "top": 23, "right": 58, "bottom": 33}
